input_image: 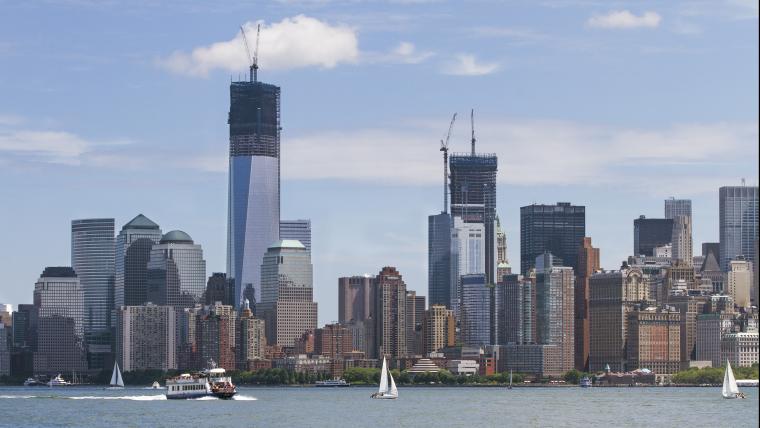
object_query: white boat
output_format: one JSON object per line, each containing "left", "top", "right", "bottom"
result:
{"left": 150, "top": 381, "right": 164, "bottom": 389}
{"left": 165, "top": 361, "right": 236, "bottom": 400}
{"left": 47, "top": 374, "right": 71, "bottom": 387}
{"left": 23, "top": 377, "right": 45, "bottom": 387}
{"left": 105, "top": 362, "right": 125, "bottom": 390}
{"left": 315, "top": 378, "right": 350, "bottom": 387}
{"left": 722, "top": 360, "right": 745, "bottom": 399}
{"left": 370, "top": 357, "right": 398, "bottom": 399}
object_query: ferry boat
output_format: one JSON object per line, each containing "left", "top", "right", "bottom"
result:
{"left": 23, "top": 377, "right": 45, "bottom": 387}
{"left": 315, "top": 378, "right": 350, "bottom": 387}
{"left": 580, "top": 376, "right": 592, "bottom": 388}
{"left": 165, "top": 361, "right": 236, "bottom": 400}
{"left": 47, "top": 374, "right": 71, "bottom": 387}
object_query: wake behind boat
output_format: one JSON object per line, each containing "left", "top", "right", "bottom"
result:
{"left": 105, "top": 362, "right": 125, "bottom": 390}
{"left": 370, "top": 357, "right": 398, "bottom": 400}
{"left": 722, "top": 360, "right": 746, "bottom": 399}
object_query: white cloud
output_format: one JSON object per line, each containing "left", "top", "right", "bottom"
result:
{"left": 159, "top": 15, "right": 359, "bottom": 77}
{"left": 587, "top": 10, "right": 662, "bottom": 29}
{"left": 0, "top": 130, "right": 93, "bottom": 165}
{"left": 442, "top": 54, "right": 500, "bottom": 76}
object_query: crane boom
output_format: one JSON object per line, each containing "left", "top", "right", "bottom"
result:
{"left": 440, "top": 113, "right": 456, "bottom": 214}
{"left": 253, "top": 24, "right": 260, "bottom": 83}
{"left": 240, "top": 26, "right": 253, "bottom": 82}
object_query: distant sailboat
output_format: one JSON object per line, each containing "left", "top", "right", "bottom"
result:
{"left": 722, "top": 360, "right": 744, "bottom": 399}
{"left": 106, "top": 362, "right": 124, "bottom": 390}
{"left": 371, "top": 357, "right": 398, "bottom": 399}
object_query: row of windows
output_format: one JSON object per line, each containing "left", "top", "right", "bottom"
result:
{"left": 169, "top": 384, "right": 206, "bottom": 392}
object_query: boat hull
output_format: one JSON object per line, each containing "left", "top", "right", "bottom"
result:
{"left": 370, "top": 393, "right": 397, "bottom": 400}
{"left": 165, "top": 391, "right": 211, "bottom": 400}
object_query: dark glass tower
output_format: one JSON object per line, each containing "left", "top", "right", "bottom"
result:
{"left": 633, "top": 215, "right": 673, "bottom": 257}
{"left": 227, "top": 77, "right": 281, "bottom": 308}
{"left": 719, "top": 186, "right": 759, "bottom": 271}
{"left": 520, "top": 203, "right": 585, "bottom": 275}
{"left": 428, "top": 212, "right": 452, "bottom": 308}
{"left": 449, "top": 153, "right": 498, "bottom": 285}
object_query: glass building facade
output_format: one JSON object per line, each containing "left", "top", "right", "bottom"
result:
{"left": 535, "top": 262, "right": 575, "bottom": 374}
{"left": 279, "top": 219, "right": 311, "bottom": 253}
{"left": 71, "top": 218, "right": 114, "bottom": 335}
{"left": 227, "top": 80, "right": 281, "bottom": 308}
{"left": 428, "top": 212, "right": 451, "bottom": 309}
{"left": 115, "top": 214, "right": 162, "bottom": 308}
{"left": 633, "top": 215, "right": 674, "bottom": 257}
{"left": 520, "top": 203, "right": 585, "bottom": 275}
{"left": 719, "top": 186, "right": 759, "bottom": 271}
{"left": 664, "top": 198, "right": 692, "bottom": 219}
{"left": 459, "top": 274, "right": 491, "bottom": 347}
{"left": 146, "top": 230, "right": 206, "bottom": 309}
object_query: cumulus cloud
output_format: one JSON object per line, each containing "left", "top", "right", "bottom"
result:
{"left": 159, "top": 15, "right": 359, "bottom": 77}
{"left": 587, "top": 10, "right": 662, "bottom": 29}
{"left": 442, "top": 54, "right": 500, "bottom": 76}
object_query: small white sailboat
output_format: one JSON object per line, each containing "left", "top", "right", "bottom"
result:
{"left": 722, "top": 360, "right": 745, "bottom": 399}
{"left": 105, "top": 362, "right": 125, "bottom": 390}
{"left": 371, "top": 357, "right": 398, "bottom": 399}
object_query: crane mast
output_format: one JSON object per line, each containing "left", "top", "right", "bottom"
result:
{"left": 240, "top": 24, "right": 261, "bottom": 83}
{"left": 440, "top": 113, "right": 457, "bottom": 214}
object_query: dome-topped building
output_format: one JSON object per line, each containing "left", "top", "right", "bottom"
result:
{"left": 160, "top": 230, "right": 194, "bottom": 244}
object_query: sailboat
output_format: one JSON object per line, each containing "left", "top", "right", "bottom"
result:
{"left": 370, "top": 357, "right": 398, "bottom": 400}
{"left": 105, "top": 362, "right": 125, "bottom": 390}
{"left": 722, "top": 360, "right": 745, "bottom": 399}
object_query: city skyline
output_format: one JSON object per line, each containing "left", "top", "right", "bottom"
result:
{"left": 1, "top": 1, "right": 759, "bottom": 325}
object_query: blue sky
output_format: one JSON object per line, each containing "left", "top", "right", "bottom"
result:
{"left": 1, "top": 0, "right": 758, "bottom": 324}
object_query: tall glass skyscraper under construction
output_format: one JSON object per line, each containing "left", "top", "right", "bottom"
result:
{"left": 227, "top": 76, "right": 281, "bottom": 308}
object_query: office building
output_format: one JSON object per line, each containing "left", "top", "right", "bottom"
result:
{"left": 450, "top": 216, "right": 486, "bottom": 315}
{"left": 633, "top": 216, "right": 673, "bottom": 257}
{"left": 664, "top": 198, "right": 692, "bottom": 220}
{"left": 727, "top": 257, "right": 753, "bottom": 308}
{"left": 696, "top": 313, "right": 729, "bottom": 368}
{"left": 702, "top": 242, "right": 720, "bottom": 262}
{"left": 33, "top": 267, "right": 84, "bottom": 337}
{"left": 671, "top": 215, "right": 693, "bottom": 266}
{"left": 449, "top": 152, "right": 498, "bottom": 286}
{"left": 237, "top": 298, "right": 265, "bottom": 368}
{"left": 314, "top": 323, "right": 353, "bottom": 359}
{"left": 227, "top": 72, "right": 281, "bottom": 308}
{"left": 575, "top": 237, "right": 600, "bottom": 371}
{"left": 719, "top": 186, "right": 759, "bottom": 271}
{"left": 626, "top": 307, "right": 681, "bottom": 375}
{"left": 196, "top": 304, "right": 237, "bottom": 371}
{"left": 279, "top": 219, "right": 311, "bottom": 253}
{"left": 496, "top": 274, "right": 523, "bottom": 345}
{"left": 520, "top": 203, "right": 585, "bottom": 274}
{"left": 373, "top": 266, "right": 408, "bottom": 359}
{"left": 422, "top": 305, "right": 455, "bottom": 355}
{"left": 116, "top": 304, "right": 176, "bottom": 371}
{"left": 146, "top": 230, "right": 206, "bottom": 309}
{"left": 115, "top": 214, "right": 162, "bottom": 308}
{"left": 722, "top": 331, "right": 759, "bottom": 368}
{"left": 428, "top": 212, "right": 452, "bottom": 308}
{"left": 338, "top": 275, "right": 373, "bottom": 324}
{"left": 495, "top": 215, "right": 511, "bottom": 279}
{"left": 535, "top": 256, "right": 575, "bottom": 374}
{"left": 258, "top": 240, "right": 317, "bottom": 347}
{"left": 460, "top": 274, "right": 491, "bottom": 347}
{"left": 588, "top": 268, "right": 649, "bottom": 372}
{"left": 668, "top": 295, "right": 708, "bottom": 364}
{"left": 699, "top": 252, "right": 724, "bottom": 294}
{"left": 33, "top": 315, "right": 87, "bottom": 375}
{"left": 205, "top": 272, "right": 235, "bottom": 306}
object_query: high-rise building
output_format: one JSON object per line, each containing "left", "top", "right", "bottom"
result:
{"left": 71, "top": 218, "right": 115, "bottom": 335}
{"left": 719, "top": 186, "right": 759, "bottom": 271}
{"left": 702, "top": 242, "right": 720, "bottom": 262}
{"left": 115, "top": 304, "right": 176, "bottom": 371}
{"left": 196, "top": 303, "right": 236, "bottom": 371}
{"left": 722, "top": 331, "right": 759, "bottom": 368}
{"left": 671, "top": 215, "right": 693, "bottom": 266}
{"left": 258, "top": 240, "right": 317, "bottom": 347}
{"left": 33, "top": 267, "right": 84, "bottom": 337}
{"left": 460, "top": 274, "right": 491, "bottom": 347}
{"left": 588, "top": 268, "right": 649, "bottom": 372}
{"left": 33, "top": 315, "right": 87, "bottom": 375}
{"left": 115, "top": 214, "right": 162, "bottom": 308}
{"left": 449, "top": 152, "right": 498, "bottom": 285}
{"left": 338, "top": 275, "right": 373, "bottom": 324}
{"left": 699, "top": 252, "right": 724, "bottom": 293}
{"left": 422, "top": 304, "right": 455, "bottom": 355}
{"left": 280, "top": 219, "right": 311, "bottom": 253}
{"left": 575, "top": 237, "right": 600, "bottom": 372}
{"left": 664, "top": 198, "right": 692, "bottom": 220}
{"left": 146, "top": 230, "right": 206, "bottom": 309}
{"left": 205, "top": 272, "right": 235, "bottom": 306}
{"left": 373, "top": 266, "right": 407, "bottom": 359}
{"left": 314, "top": 323, "right": 353, "bottom": 359}
{"left": 696, "top": 313, "right": 727, "bottom": 368}
{"left": 633, "top": 216, "right": 673, "bottom": 257}
{"left": 726, "top": 257, "right": 753, "bottom": 308}
{"left": 495, "top": 274, "right": 523, "bottom": 345}
{"left": 626, "top": 307, "right": 681, "bottom": 374}
{"left": 227, "top": 73, "right": 281, "bottom": 308}
{"left": 668, "top": 295, "right": 708, "bottom": 365}
{"left": 495, "top": 215, "right": 511, "bottom": 279}
{"left": 520, "top": 203, "right": 585, "bottom": 275}
{"left": 535, "top": 257, "right": 574, "bottom": 374}
{"left": 237, "top": 299, "right": 266, "bottom": 369}
{"left": 428, "top": 212, "right": 452, "bottom": 308}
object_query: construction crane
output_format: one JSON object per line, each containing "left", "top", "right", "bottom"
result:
{"left": 440, "top": 113, "right": 457, "bottom": 214}
{"left": 240, "top": 24, "right": 261, "bottom": 82}
{"left": 470, "top": 108, "right": 476, "bottom": 155}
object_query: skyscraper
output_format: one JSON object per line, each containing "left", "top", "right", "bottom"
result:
{"left": 428, "top": 212, "right": 452, "bottom": 308}
{"left": 280, "top": 219, "right": 311, "bottom": 253}
{"left": 115, "top": 214, "right": 162, "bottom": 308}
{"left": 535, "top": 256, "right": 575, "bottom": 375}
{"left": 449, "top": 152, "right": 497, "bottom": 285}
{"left": 575, "top": 237, "right": 599, "bottom": 372}
{"left": 146, "top": 230, "right": 207, "bottom": 309}
{"left": 520, "top": 203, "right": 585, "bottom": 275}
{"left": 422, "top": 304, "right": 455, "bottom": 355}
{"left": 633, "top": 215, "right": 673, "bottom": 257}
{"left": 33, "top": 267, "right": 84, "bottom": 337}
{"left": 671, "top": 215, "right": 693, "bottom": 266}
{"left": 338, "top": 275, "right": 373, "bottom": 324}
{"left": 727, "top": 257, "right": 752, "bottom": 308}
{"left": 459, "top": 274, "right": 491, "bottom": 347}
{"left": 719, "top": 186, "right": 759, "bottom": 271}
{"left": 258, "top": 240, "right": 317, "bottom": 347}
{"left": 373, "top": 266, "right": 407, "bottom": 359}
{"left": 496, "top": 274, "right": 523, "bottom": 345}
{"left": 664, "top": 198, "right": 692, "bottom": 220}
{"left": 450, "top": 217, "right": 486, "bottom": 315}
{"left": 71, "top": 218, "right": 115, "bottom": 335}
{"left": 227, "top": 73, "right": 281, "bottom": 308}
{"left": 116, "top": 304, "right": 176, "bottom": 371}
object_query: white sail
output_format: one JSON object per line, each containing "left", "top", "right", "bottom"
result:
{"left": 378, "top": 357, "right": 388, "bottom": 395}
{"left": 722, "top": 360, "right": 740, "bottom": 399}
{"left": 388, "top": 368, "right": 398, "bottom": 398}
{"left": 110, "top": 362, "right": 124, "bottom": 387}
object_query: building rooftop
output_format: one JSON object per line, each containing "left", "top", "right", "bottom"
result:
{"left": 160, "top": 230, "right": 194, "bottom": 244}
{"left": 122, "top": 214, "right": 159, "bottom": 231}
{"left": 268, "top": 239, "right": 306, "bottom": 250}
{"left": 41, "top": 266, "right": 77, "bottom": 278}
